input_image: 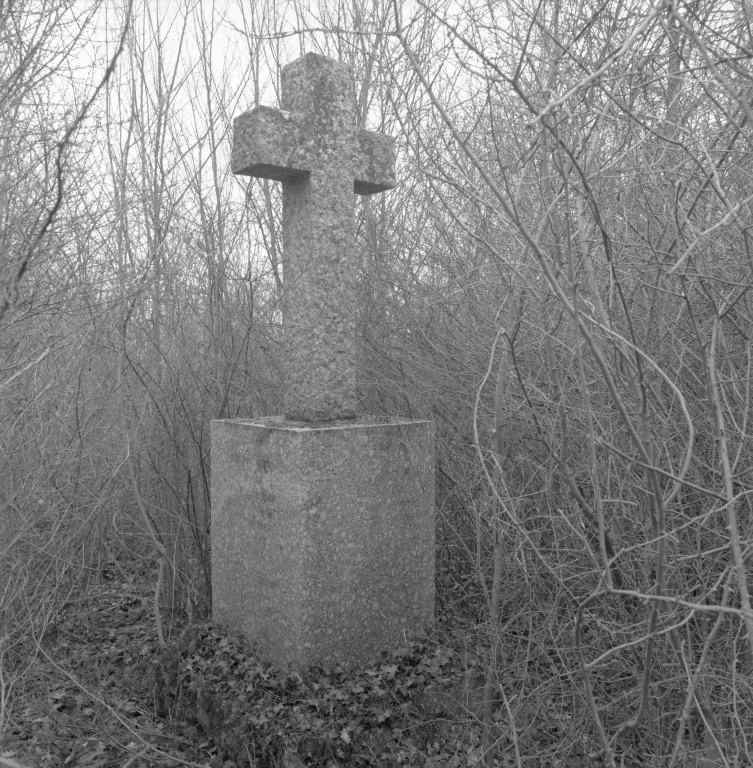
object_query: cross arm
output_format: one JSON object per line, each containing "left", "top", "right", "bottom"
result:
{"left": 354, "top": 130, "right": 396, "bottom": 195}
{"left": 232, "top": 106, "right": 308, "bottom": 181}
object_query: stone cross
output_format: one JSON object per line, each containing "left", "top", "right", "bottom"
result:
{"left": 232, "top": 52, "right": 396, "bottom": 422}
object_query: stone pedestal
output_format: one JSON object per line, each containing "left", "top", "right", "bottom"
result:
{"left": 211, "top": 416, "right": 434, "bottom": 669}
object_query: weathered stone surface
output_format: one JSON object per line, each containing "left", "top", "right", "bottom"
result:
{"left": 354, "top": 129, "right": 396, "bottom": 193}
{"left": 231, "top": 106, "right": 307, "bottom": 181}
{"left": 211, "top": 416, "right": 435, "bottom": 669}
{"left": 232, "top": 52, "right": 396, "bottom": 422}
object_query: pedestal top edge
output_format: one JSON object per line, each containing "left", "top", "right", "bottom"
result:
{"left": 211, "top": 415, "right": 434, "bottom": 431}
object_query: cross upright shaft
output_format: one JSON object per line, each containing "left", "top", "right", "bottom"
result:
{"left": 232, "top": 53, "right": 396, "bottom": 422}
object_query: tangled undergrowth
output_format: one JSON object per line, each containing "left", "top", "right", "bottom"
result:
{"left": 0, "top": 568, "right": 498, "bottom": 768}
{"left": 155, "top": 623, "right": 474, "bottom": 767}
{"left": 1, "top": 564, "right": 594, "bottom": 768}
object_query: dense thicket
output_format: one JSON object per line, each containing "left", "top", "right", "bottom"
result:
{"left": 3, "top": 1, "right": 753, "bottom": 765}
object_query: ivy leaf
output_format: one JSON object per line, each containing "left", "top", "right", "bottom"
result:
{"left": 380, "top": 664, "right": 399, "bottom": 680}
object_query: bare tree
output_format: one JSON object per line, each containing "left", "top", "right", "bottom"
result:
{"left": 393, "top": 0, "right": 753, "bottom": 763}
{"left": 0, "top": 0, "right": 132, "bottom": 741}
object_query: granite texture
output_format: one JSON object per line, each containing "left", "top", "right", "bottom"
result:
{"left": 232, "top": 53, "right": 396, "bottom": 422}
{"left": 211, "top": 416, "right": 435, "bottom": 670}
